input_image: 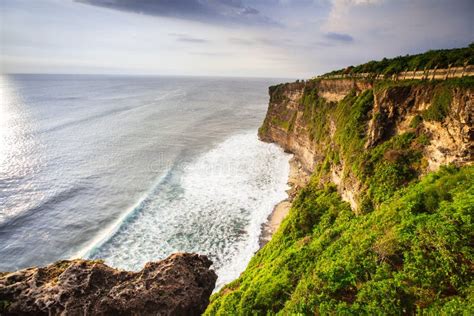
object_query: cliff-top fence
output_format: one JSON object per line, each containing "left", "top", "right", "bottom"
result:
{"left": 315, "top": 65, "right": 474, "bottom": 81}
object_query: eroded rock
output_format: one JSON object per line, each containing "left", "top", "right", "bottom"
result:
{"left": 0, "top": 253, "right": 217, "bottom": 316}
{"left": 259, "top": 78, "right": 473, "bottom": 211}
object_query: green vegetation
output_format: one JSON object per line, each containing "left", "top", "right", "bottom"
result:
{"left": 288, "top": 112, "right": 297, "bottom": 132}
{"left": 410, "top": 115, "right": 423, "bottom": 128}
{"left": 423, "top": 87, "right": 453, "bottom": 122}
{"left": 0, "top": 300, "right": 11, "bottom": 313}
{"left": 374, "top": 79, "right": 454, "bottom": 123}
{"left": 325, "top": 44, "right": 474, "bottom": 77}
{"left": 258, "top": 82, "right": 306, "bottom": 135}
{"left": 302, "top": 86, "right": 331, "bottom": 142}
{"left": 207, "top": 74, "right": 474, "bottom": 314}
{"left": 271, "top": 117, "right": 290, "bottom": 130}
{"left": 268, "top": 84, "right": 289, "bottom": 103}
{"left": 258, "top": 123, "right": 268, "bottom": 137}
{"left": 300, "top": 87, "right": 425, "bottom": 211}
{"left": 361, "top": 132, "right": 424, "bottom": 207}
{"left": 206, "top": 166, "right": 474, "bottom": 315}
{"left": 373, "top": 76, "right": 474, "bottom": 92}
{"left": 333, "top": 89, "right": 374, "bottom": 166}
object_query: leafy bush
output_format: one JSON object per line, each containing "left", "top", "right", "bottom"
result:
{"left": 423, "top": 87, "right": 452, "bottom": 122}
{"left": 333, "top": 89, "right": 374, "bottom": 164}
{"left": 362, "top": 132, "right": 423, "bottom": 206}
{"left": 301, "top": 87, "right": 332, "bottom": 142}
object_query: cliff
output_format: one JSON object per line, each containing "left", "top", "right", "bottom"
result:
{"left": 3, "top": 47, "right": 473, "bottom": 315}
{"left": 206, "top": 76, "right": 473, "bottom": 314}
{"left": 259, "top": 78, "right": 473, "bottom": 210}
{"left": 0, "top": 253, "right": 217, "bottom": 315}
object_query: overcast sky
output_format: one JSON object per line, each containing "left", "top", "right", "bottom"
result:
{"left": 1, "top": 0, "right": 473, "bottom": 78}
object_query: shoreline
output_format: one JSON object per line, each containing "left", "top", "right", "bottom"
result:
{"left": 259, "top": 157, "right": 310, "bottom": 247}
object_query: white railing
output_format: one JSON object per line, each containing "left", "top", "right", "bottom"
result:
{"left": 315, "top": 65, "right": 474, "bottom": 81}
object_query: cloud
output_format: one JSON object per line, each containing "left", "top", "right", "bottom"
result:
{"left": 325, "top": 0, "right": 383, "bottom": 31}
{"left": 330, "top": 0, "right": 383, "bottom": 10}
{"left": 241, "top": 7, "right": 259, "bottom": 15}
{"left": 256, "top": 37, "right": 293, "bottom": 47}
{"left": 228, "top": 37, "right": 254, "bottom": 45}
{"left": 169, "top": 33, "right": 209, "bottom": 44}
{"left": 76, "top": 0, "right": 278, "bottom": 26}
{"left": 228, "top": 36, "right": 294, "bottom": 48}
{"left": 189, "top": 52, "right": 232, "bottom": 57}
{"left": 4, "top": 0, "right": 473, "bottom": 78}
{"left": 324, "top": 32, "right": 354, "bottom": 42}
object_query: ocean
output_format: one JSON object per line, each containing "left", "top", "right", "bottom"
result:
{"left": 0, "top": 74, "right": 290, "bottom": 288}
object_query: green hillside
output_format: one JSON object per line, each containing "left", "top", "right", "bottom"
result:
{"left": 205, "top": 70, "right": 474, "bottom": 314}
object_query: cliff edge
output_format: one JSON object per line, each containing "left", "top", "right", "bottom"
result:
{"left": 0, "top": 253, "right": 217, "bottom": 315}
{"left": 259, "top": 78, "right": 472, "bottom": 210}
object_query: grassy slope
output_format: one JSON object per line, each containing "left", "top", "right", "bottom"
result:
{"left": 205, "top": 79, "right": 474, "bottom": 315}
{"left": 206, "top": 166, "right": 473, "bottom": 315}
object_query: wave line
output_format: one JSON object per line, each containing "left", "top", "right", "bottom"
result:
{"left": 70, "top": 168, "right": 173, "bottom": 259}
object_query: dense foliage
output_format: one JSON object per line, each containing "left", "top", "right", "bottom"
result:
{"left": 206, "top": 165, "right": 474, "bottom": 315}
{"left": 206, "top": 78, "right": 473, "bottom": 315}
{"left": 324, "top": 44, "right": 474, "bottom": 77}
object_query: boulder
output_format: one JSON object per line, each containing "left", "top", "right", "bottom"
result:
{"left": 0, "top": 253, "right": 217, "bottom": 315}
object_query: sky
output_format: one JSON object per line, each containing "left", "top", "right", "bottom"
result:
{"left": 1, "top": 0, "right": 473, "bottom": 78}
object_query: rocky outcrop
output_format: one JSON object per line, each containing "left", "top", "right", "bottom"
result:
{"left": 317, "top": 78, "right": 372, "bottom": 102}
{"left": 0, "top": 253, "right": 217, "bottom": 316}
{"left": 259, "top": 81, "right": 315, "bottom": 171}
{"left": 259, "top": 78, "right": 473, "bottom": 210}
{"left": 367, "top": 85, "right": 473, "bottom": 170}
{"left": 259, "top": 79, "right": 375, "bottom": 173}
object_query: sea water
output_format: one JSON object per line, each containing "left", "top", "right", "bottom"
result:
{"left": 0, "top": 74, "right": 290, "bottom": 288}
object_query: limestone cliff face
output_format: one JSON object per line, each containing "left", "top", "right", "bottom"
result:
{"left": 259, "top": 78, "right": 473, "bottom": 210}
{"left": 259, "top": 79, "right": 375, "bottom": 172}
{"left": 0, "top": 253, "right": 217, "bottom": 316}
{"left": 259, "top": 81, "right": 314, "bottom": 171}
{"left": 367, "top": 85, "right": 473, "bottom": 170}
{"left": 317, "top": 78, "right": 373, "bottom": 102}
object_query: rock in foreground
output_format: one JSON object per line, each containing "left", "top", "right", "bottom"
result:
{"left": 0, "top": 253, "right": 217, "bottom": 315}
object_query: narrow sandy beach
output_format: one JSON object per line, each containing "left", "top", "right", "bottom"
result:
{"left": 259, "top": 157, "right": 310, "bottom": 247}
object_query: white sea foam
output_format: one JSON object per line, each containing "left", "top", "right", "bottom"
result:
{"left": 89, "top": 131, "right": 290, "bottom": 289}
{"left": 0, "top": 75, "right": 281, "bottom": 273}
{"left": 70, "top": 168, "right": 172, "bottom": 259}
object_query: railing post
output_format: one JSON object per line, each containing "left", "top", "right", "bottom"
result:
{"left": 461, "top": 60, "right": 468, "bottom": 77}
{"left": 431, "top": 65, "right": 438, "bottom": 80}
{"left": 445, "top": 63, "right": 452, "bottom": 80}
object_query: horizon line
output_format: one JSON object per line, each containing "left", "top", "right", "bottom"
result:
{"left": 1, "top": 72, "right": 298, "bottom": 81}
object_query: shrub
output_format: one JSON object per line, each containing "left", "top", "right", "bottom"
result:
{"left": 409, "top": 115, "right": 423, "bottom": 128}
{"left": 423, "top": 87, "right": 452, "bottom": 122}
